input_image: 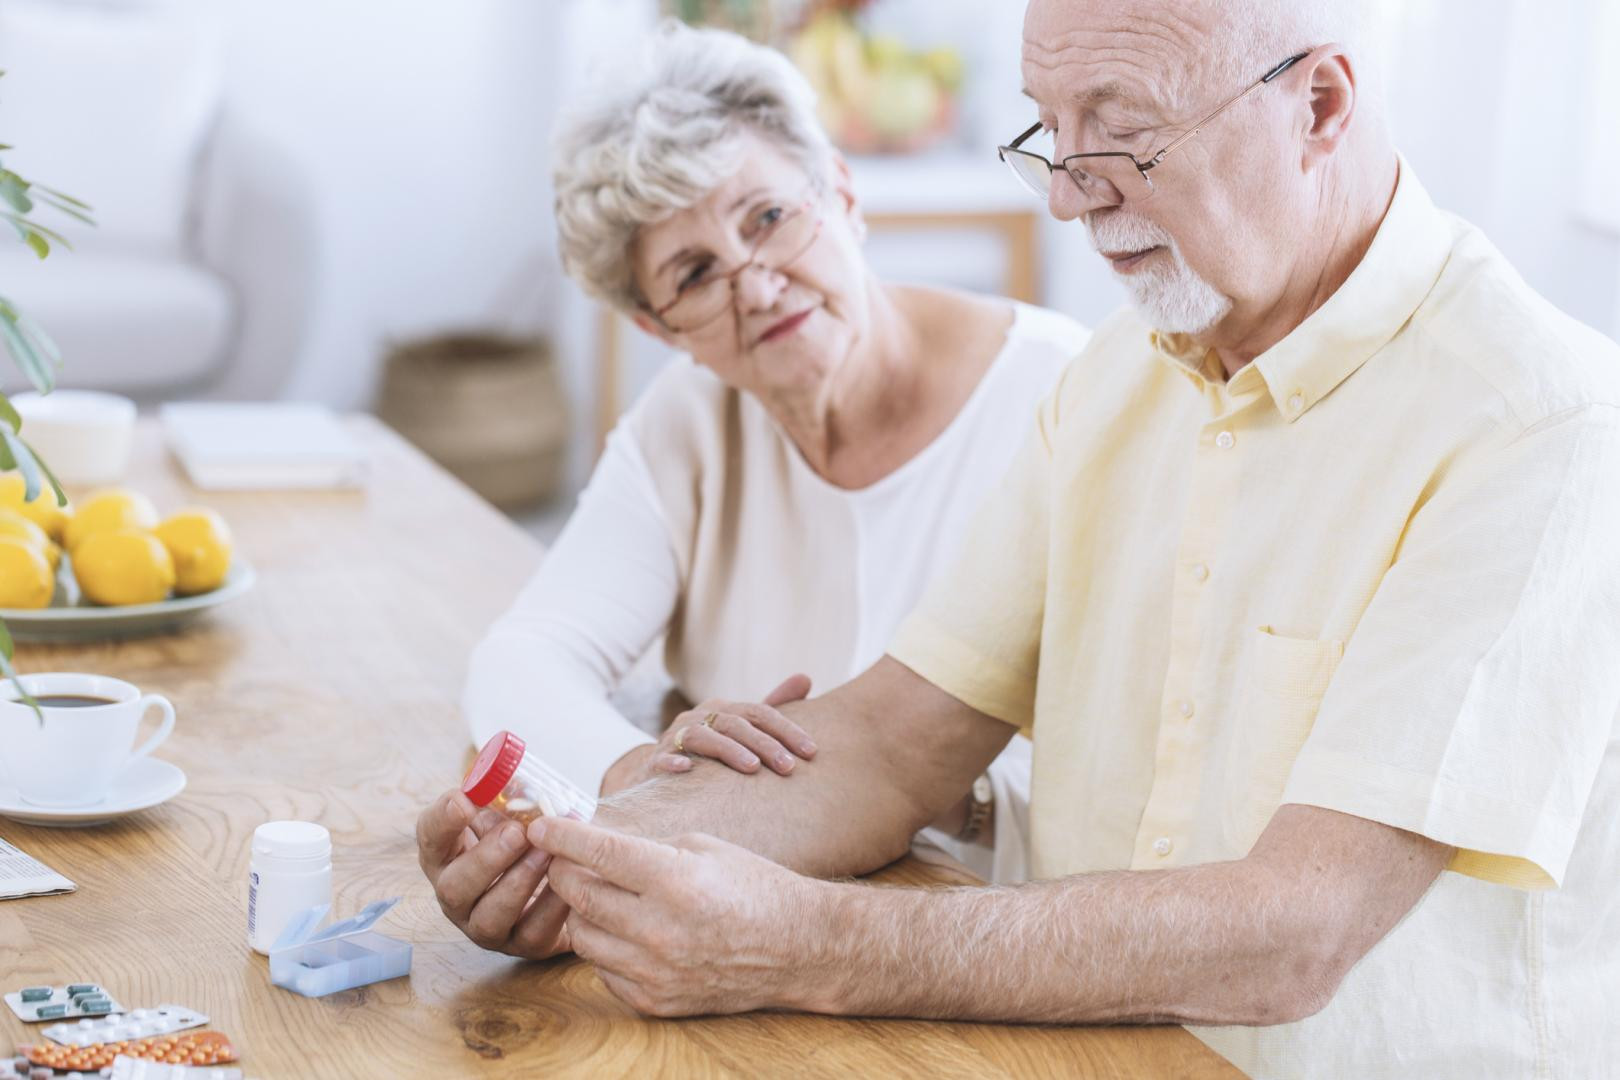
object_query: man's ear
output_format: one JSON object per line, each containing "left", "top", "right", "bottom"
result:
{"left": 1297, "top": 43, "right": 1358, "bottom": 170}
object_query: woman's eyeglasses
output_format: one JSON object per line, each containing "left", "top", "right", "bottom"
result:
{"left": 645, "top": 196, "right": 825, "bottom": 334}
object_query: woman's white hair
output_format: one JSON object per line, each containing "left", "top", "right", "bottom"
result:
{"left": 552, "top": 19, "right": 834, "bottom": 313}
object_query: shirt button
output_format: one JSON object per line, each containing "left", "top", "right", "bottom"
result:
{"left": 1288, "top": 392, "right": 1305, "bottom": 412}
{"left": 1177, "top": 700, "right": 1194, "bottom": 718}
{"left": 1190, "top": 563, "right": 1209, "bottom": 582}
{"left": 1152, "top": 837, "right": 1173, "bottom": 857}
{"left": 1215, "top": 430, "right": 1235, "bottom": 450}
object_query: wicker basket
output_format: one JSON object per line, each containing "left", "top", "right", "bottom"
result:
{"left": 376, "top": 333, "right": 570, "bottom": 511}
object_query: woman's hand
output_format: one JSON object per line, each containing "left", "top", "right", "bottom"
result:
{"left": 602, "top": 674, "right": 816, "bottom": 794}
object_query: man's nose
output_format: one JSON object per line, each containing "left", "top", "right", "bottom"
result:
{"left": 1047, "top": 166, "right": 1118, "bottom": 222}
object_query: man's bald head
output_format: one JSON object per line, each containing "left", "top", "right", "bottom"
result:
{"left": 1020, "top": 0, "right": 1396, "bottom": 352}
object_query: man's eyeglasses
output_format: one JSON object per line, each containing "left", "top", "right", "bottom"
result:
{"left": 997, "top": 51, "right": 1310, "bottom": 205}
{"left": 643, "top": 195, "right": 824, "bottom": 334}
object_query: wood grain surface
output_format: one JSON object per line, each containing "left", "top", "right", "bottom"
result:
{"left": 0, "top": 418, "right": 1242, "bottom": 1078}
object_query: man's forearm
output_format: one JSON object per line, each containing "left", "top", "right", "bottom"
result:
{"left": 783, "top": 805, "right": 1451, "bottom": 1026}
{"left": 596, "top": 657, "right": 1012, "bottom": 878}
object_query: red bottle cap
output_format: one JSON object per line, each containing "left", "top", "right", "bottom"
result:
{"left": 463, "top": 730, "right": 527, "bottom": 807}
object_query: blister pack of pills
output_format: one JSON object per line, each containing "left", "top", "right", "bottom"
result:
{"left": 109, "top": 1056, "right": 244, "bottom": 1080}
{"left": 42, "top": 1007, "right": 208, "bottom": 1048}
{"left": 17, "top": 1031, "right": 237, "bottom": 1074}
{"left": 4, "top": 986, "right": 124, "bottom": 1023}
{"left": 0, "top": 1055, "right": 54, "bottom": 1080}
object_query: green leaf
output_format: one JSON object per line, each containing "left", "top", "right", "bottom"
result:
{"left": 0, "top": 636, "right": 45, "bottom": 726}
{"left": 13, "top": 310, "right": 61, "bottom": 367}
{"left": 32, "top": 183, "right": 92, "bottom": 213}
{"left": 0, "top": 392, "right": 18, "bottom": 434}
{"left": 22, "top": 229, "right": 48, "bottom": 258}
{"left": 0, "top": 429, "right": 42, "bottom": 502}
{"left": 32, "top": 192, "right": 94, "bottom": 227}
{"left": 0, "top": 171, "right": 32, "bottom": 215}
{"left": 0, "top": 310, "right": 53, "bottom": 392}
{"left": 23, "top": 438, "right": 69, "bottom": 508}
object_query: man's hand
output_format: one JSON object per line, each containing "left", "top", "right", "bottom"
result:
{"left": 530, "top": 815, "right": 831, "bottom": 1017}
{"left": 415, "top": 789, "right": 572, "bottom": 960}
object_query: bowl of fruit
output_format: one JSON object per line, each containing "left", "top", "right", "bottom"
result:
{"left": 0, "top": 475, "right": 254, "bottom": 642}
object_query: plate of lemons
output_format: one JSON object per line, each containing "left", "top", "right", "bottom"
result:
{"left": 0, "top": 476, "right": 254, "bottom": 642}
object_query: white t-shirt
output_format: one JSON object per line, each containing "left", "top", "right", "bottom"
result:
{"left": 464, "top": 302, "right": 1091, "bottom": 881}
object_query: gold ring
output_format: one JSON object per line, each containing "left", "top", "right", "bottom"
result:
{"left": 674, "top": 726, "right": 688, "bottom": 754}
{"left": 702, "top": 712, "right": 719, "bottom": 730}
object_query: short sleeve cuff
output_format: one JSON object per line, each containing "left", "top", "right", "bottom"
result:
{"left": 1281, "top": 747, "right": 1578, "bottom": 889}
{"left": 888, "top": 613, "right": 1035, "bottom": 732}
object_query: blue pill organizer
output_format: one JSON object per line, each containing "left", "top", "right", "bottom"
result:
{"left": 268, "top": 897, "right": 412, "bottom": 998}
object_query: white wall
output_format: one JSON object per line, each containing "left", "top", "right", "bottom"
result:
{"left": 216, "top": 0, "right": 563, "bottom": 409}
{"left": 203, "top": 0, "right": 1617, "bottom": 470}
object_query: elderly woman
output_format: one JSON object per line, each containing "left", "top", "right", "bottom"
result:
{"left": 461, "top": 20, "right": 1088, "bottom": 884}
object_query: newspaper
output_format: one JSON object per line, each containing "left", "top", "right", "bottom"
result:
{"left": 0, "top": 835, "right": 75, "bottom": 900}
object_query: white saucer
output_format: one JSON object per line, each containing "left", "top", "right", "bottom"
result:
{"left": 0, "top": 757, "right": 187, "bottom": 827}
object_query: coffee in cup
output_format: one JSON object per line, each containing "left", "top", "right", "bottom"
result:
{"left": 0, "top": 673, "right": 176, "bottom": 807}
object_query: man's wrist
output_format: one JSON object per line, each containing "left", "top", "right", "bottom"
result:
{"left": 779, "top": 879, "right": 872, "bottom": 1015}
{"left": 599, "top": 742, "right": 656, "bottom": 796}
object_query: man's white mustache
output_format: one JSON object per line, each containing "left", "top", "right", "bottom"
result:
{"left": 1086, "top": 212, "right": 1175, "bottom": 256}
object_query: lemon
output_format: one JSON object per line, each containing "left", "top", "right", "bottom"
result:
{"left": 154, "top": 507, "right": 233, "bottom": 595}
{"left": 0, "top": 507, "right": 60, "bottom": 572}
{"left": 71, "top": 528, "right": 175, "bottom": 606}
{"left": 0, "top": 471, "right": 71, "bottom": 544}
{"left": 0, "top": 536, "right": 54, "bottom": 609}
{"left": 63, "top": 488, "right": 159, "bottom": 554}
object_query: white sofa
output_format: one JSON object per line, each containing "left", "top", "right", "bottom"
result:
{"left": 0, "top": 1, "right": 314, "bottom": 401}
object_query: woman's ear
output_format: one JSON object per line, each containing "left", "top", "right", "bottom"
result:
{"left": 829, "top": 150, "right": 865, "bottom": 237}
{"left": 631, "top": 309, "right": 679, "bottom": 346}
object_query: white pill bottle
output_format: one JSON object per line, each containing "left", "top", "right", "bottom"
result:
{"left": 248, "top": 820, "right": 333, "bottom": 955}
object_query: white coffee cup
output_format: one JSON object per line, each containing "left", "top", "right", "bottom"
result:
{"left": 0, "top": 673, "right": 176, "bottom": 807}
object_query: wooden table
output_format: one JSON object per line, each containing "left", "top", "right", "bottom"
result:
{"left": 0, "top": 418, "right": 1240, "bottom": 1078}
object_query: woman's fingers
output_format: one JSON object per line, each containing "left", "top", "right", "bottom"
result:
{"left": 709, "top": 712, "right": 799, "bottom": 774}
{"left": 762, "top": 673, "right": 812, "bottom": 707}
{"left": 650, "top": 752, "right": 694, "bottom": 774}
{"left": 730, "top": 701, "right": 817, "bottom": 759}
{"left": 678, "top": 718, "right": 763, "bottom": 773}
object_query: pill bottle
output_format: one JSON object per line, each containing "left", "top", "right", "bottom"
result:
{"left": 462, "top": 731, "right": 596, "bottom": 824}
{"left": 248, "top": 820, "right": 333, "bottom": 955}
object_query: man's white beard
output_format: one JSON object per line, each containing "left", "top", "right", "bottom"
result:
{"left": 1087, "top": 211, "right": 1232, "bottom": 335}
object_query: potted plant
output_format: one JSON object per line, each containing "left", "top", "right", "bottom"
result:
{"left": 0, "top": 68, "right": 92, "bottom": 714}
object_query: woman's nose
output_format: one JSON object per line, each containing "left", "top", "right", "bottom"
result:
{"left": 733, "top": 262, "right": 789, "bottom": 312}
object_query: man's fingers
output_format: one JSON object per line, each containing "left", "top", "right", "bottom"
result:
{"left": 548, "top": 858, "right": 641, "bottom": 935}
{"left": 568, "top": 914, "right": 649, "bottom": 980}
{"left": 464, "top": 847, "right": 552, "bottom": 948}
{"left": 416, "top": 789, "right": 474, "bottom": 877}
{"left": 509, "top": 882, "right": 574, "bottom": 959}
{"left": 527, "top": 816, "right": 674, "bottom": 893}
{"left": 762, "top": 673, "right": 811, "bottom": 707}
{"left": 434, "top": 818, "right": 531, "bottom": 924}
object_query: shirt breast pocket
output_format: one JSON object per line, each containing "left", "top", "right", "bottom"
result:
{"left": 1223, "top": 626, "right": 1344, "bottom": 852}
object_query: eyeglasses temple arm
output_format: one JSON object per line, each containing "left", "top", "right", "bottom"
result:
{"left": 1143, "top": 51, "right": 1311, "bottom": 171}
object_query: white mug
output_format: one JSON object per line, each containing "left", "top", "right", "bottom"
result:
{"left": 0, "top": 672, "right": 176, "bottom": 807}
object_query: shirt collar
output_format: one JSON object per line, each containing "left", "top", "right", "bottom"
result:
{"left": 1150, "top": 157, "right": 1454, "bottom": 421}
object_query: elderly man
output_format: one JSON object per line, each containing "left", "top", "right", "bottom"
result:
{"left": 418, "top": 0, "right": 1620, "bottom": 1075}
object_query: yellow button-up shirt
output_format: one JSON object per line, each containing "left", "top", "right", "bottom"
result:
{"left": 889, "top": 163, "right": 1620, "bottom": 1078}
